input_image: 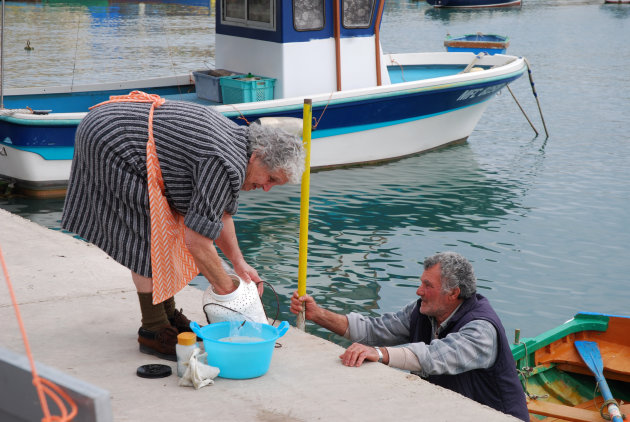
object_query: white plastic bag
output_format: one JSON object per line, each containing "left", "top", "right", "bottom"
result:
{"left": 178, "top": 348, "right": 220, "bottom": 389}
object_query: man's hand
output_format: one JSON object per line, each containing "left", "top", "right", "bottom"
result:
{"left": 339, "top": 343, "right": 382, "bottom": 367}
{"left": 289, "top": 290, "right": 350, "bottom": 336}
{"left": 289, "top": 291, "right": 321, "bottom": 321}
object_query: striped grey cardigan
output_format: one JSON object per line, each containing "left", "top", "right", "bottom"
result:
{"left": 61, "top": 100, "right": 250, "bottom": 277}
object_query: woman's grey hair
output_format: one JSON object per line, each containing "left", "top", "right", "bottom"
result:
{"left": 423, "top": 252, "right": 476, "bottom": 299}
{"left": 248, "top": 123, "right": 305, "bottom": 184}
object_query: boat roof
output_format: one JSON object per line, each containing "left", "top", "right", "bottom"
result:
{"left": 216, "top": 0, "right": 384, "bottom": 43}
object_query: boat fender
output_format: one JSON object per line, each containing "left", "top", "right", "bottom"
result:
{"left": 253, "top": 117, "right": 303, "bottom": 137}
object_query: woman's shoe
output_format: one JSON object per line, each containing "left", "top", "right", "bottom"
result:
{"left": 137, "top": 325, "right": 178, "bottom": 361}
{"left": 169, "top": 308, "right": 193, "bottom": 333}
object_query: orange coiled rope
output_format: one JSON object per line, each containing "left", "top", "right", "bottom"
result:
{"left": 0, "top": 246, "right": 78, "bottom": 421}
{"left": 91, "top": 91, "right": 199, "bottom": 304}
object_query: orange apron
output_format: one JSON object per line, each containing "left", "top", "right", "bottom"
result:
{"left": 91, "top": 91, "right": 199, "bottom": 304}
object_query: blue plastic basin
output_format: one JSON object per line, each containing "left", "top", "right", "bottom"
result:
{"left": 190, "top": 320, "right": 289, "bottom": 379}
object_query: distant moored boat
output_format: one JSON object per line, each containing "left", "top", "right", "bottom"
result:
{"left": 427, "top": 0, "right": 521, "bottom": 8}
{"left": 444, "top": 33, "right": 510, "bottom": 55}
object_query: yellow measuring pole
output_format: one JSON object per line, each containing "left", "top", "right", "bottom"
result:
{"left": 297, "top": 99, "right": 312, "bottom": 331}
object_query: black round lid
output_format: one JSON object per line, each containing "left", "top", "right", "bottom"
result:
{"left": 136, "top": 364, "right": 172, "bottom": 379}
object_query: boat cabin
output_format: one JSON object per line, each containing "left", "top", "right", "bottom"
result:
{"left": 215, "top": 0, "right": 390, "bottom": 99}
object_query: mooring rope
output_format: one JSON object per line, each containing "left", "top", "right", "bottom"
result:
{"left": 592, "top": 382, "right": 626, "bottom": 421}
{"left": 159, "top": 14, "right": 187, "bottom": 98}
{"left": 225, "top": 103, "right": 251, "bottom": 126}
{"left": 507, "top": 84, "right": 539, "bottom": 136}
{"left": 389, "top": 58, "right": 406, "bottom": 82}
{"left": 1, "top": 246, "right": 78, "bottom": 421}
{"left": 312, "top": 91, "right": 334, "bottom": 130}
{"left": 515, "top": 340, "right": 549, "bottom": 400}
{"left": 523, "top": 57, "right": 549, "bottom": 138}
{"left": 227, "top": 96, "right": 330, "bottom": 132}
{"left": 70, "top": 13, "right": 81, "bottom": 90}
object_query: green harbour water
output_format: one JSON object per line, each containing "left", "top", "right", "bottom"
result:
{"left": 1, "top": 0, "right": 629, "bottom": 345}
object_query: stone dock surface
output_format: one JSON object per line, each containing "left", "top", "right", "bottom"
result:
{"left": 0, "top": 209, "right": 518, "bottom": 421}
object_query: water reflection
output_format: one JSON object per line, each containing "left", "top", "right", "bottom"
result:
{"left": 1, "top": 141, "right": 531, "bottom": 341}
{"left": 0, "top": 195, "right": 67, "bottom": 232}
{"left": 600, "top": 3, "right": 630, "bottom": 18}
{"left": 0, "top": 142, "right": 524, "bottom": 323}
{"left": 189, "top": 144, "right": 528, "bottom": 340}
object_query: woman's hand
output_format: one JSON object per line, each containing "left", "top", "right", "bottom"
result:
{"left": 233, "top": 260, "right": 264, "bottom": 295}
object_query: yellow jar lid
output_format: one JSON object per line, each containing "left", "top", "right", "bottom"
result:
{"left": 177, "top": 332, "right": 197, "bottom": 346}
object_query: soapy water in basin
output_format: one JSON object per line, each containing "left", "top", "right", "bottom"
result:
{"left": 219, "top": 319, "right": 265, "bottom": 343}
{"left": 219, "top": 336, "right": 265, "bottom": 343}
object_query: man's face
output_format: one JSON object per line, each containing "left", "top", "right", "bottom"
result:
{"left": 242, "top": 154, "right": 289, "bottom": 192}
{"left": 416, "top": 263, "right": 456, "bottom": 320}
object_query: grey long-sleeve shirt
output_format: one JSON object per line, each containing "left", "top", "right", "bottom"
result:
{"left": 345, "top": 301, "right": 498, "bottom": 378}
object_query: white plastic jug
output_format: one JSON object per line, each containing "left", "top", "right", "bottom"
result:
{"left": 202, "top": 274, "right": 268, "bottom": 324}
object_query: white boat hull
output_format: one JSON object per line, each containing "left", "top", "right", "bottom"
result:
{"left": 0, "top": 144, "right": 69, "bottom": 192}
{"left": 0, "top": 100, "right": 490, "bottom": 191}
{"left": 310, "top": 101, "right": 491, "bottom": 168}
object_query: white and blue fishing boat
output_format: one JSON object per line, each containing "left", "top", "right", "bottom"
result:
{"left": 0, "top": 0, "right": 527, "bottom": 196}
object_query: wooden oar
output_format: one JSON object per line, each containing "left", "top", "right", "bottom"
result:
{"left": 574, "top": 340, "right": 623, "bottom": 422}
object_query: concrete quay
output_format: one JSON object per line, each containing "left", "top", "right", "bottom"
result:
{"left": 0, "top": 209, "right": 518, "bottom": 421}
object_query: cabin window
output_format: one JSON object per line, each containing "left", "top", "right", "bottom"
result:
{"left": 293, "top": 0, "right": 325, "bottom": 31}
{"left": 343, "top": 0, "right": 375, "bottom": 29}
{"left": 223, "top": 0, "right": 275, "bottom": 30}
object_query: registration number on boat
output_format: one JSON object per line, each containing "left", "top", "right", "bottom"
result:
{"left": 457, "top": 85, "right": 503, "bottom": 101}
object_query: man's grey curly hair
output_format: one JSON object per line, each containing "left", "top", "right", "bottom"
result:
{"left": 248, "top": 123, "right": 306, "bottom": 184}
{"left": 423, "top": 252, "right": 477, "bottom": 299}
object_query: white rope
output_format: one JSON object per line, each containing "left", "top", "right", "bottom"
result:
{"left": 0, "top": 108, "right": 33, "bottom": 116}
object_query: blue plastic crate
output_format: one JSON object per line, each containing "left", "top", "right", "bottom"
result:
{"left": 193, "top": 69, "right": 236, "bottom": 102}
{"left": 219, "top": 75, "right": 276, "bottom": 104}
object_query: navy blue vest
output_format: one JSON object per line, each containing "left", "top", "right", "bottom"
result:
{"left": 409, "top": 294, "right": 529, "bottom": 421}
